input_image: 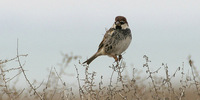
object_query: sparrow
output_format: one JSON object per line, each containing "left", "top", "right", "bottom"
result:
{"left": 83, "top": 16, "right": 132, "bottom": 65}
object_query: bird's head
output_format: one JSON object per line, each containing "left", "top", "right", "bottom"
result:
{"left": 112, "top": 16, "right": 129, "bottom": 30}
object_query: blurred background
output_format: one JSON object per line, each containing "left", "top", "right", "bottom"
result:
{"left": 1, "top": 0, "right": 200, "bottom": 87}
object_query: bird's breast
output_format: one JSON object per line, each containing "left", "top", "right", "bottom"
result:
{"left": 104, "top": 28, "right": 132, "bottom": 55}
{"left": 114, "top": 36, "right": 132, "bottom": 55}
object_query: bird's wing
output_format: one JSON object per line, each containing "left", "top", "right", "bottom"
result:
{"left": 97, "top": 28, "right": 115, "bottom": 51}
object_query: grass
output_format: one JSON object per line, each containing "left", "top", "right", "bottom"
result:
{"left": 1, "top": 44, "right": 200, "bottom": 100}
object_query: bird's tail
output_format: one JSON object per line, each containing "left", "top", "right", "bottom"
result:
{"left": 83, "top": 53, "right": 99, "bottom": 65}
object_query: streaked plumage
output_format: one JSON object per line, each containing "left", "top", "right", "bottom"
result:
{"left": 83, "top": 16, "right": 132, "bottom": 65}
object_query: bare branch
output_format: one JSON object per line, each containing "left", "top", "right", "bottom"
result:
{"left": 16, "top": 39, "right": 42, "bottom": 100}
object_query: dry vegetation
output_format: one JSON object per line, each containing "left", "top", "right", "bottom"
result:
{"left": 1, "top": 43, "right": 200, "bottom": 100}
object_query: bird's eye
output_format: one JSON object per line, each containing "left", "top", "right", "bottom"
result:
{"left": 120, "top": 21, "right": 125, "bottom": 24}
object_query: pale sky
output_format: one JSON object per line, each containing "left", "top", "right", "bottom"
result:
{"left": 1, "top": 0, "right": 200, "bottom": 87}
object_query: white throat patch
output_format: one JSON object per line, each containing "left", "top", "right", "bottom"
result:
{"left": 121, "top": 24, "right": 129, "bottom": 29}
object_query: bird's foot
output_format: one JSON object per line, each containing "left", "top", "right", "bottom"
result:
{"left": 118, "top": 55, "right": 122, "bottom": 61}
{"left": 112, "top": 55, "right": 118, "bottom": 62}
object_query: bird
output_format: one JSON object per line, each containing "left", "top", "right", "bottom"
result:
{"left": 83, "top": 16, "right": 132, "bottom": 65}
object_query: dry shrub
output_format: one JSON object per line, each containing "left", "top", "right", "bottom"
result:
{"left": 1, "top": 42, "right": 200, "bottom": 100}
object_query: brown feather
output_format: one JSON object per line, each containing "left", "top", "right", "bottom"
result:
{"left": 83, "top": 53, "right": 99, "bottom": 65}
{"left": 98, "top": 28, "right": 114, "bottom": 51}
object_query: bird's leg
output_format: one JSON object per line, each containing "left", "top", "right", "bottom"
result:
{"left": 112, "top": 55, "right": 120, "bottom": 66}
{"left": 112, "top": 55, "right": 118, "bottom": 62}
{"left": 118, "top": 55, "right": 122, "bottom": 61}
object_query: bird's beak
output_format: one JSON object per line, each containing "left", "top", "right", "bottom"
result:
{"left": 115, "top": 21, "right": 121, "bottom": 26}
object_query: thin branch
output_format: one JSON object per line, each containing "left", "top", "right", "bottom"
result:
{"left": 6, "top": 71, "right": 22, "bottom": 83}
{"left": 0, "top": 65, "right": 12, "bottom": 100}
{"left": 15, "top": 88, "right": 25, "bottom": 99}
{"left": 74, "top": 65, "right": 83, "bottom": 100}
{"left": 16, "top": 39, "right": 42, "bottom": 100}
{"left": 42, "top": 67, "right": 53, "bottom": 99}
{"left": 188, "top": 57, "right": 200, "bottom": 96}
{"left": 0, "top": 54, "right": 28, "bottom": 65}
{"left": 54, "top": 67, "right": 65, "bottom": 86}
